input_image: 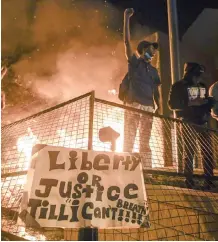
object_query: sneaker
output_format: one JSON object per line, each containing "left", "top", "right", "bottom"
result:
{"left": 185, "top": 179, "right": 195, "bottom": 189}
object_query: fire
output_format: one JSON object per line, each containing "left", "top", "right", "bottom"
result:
{"left": 15, "top": 109, "right": 164, "bottom": 170}
{"left": 17, "top": 127, "right": 39, "bottom": 170}
{"left": 11, "top": 105, "right": 165, "bottom": 241}
{"left": 94, "top": 105, "right": 164, "bottom": 167}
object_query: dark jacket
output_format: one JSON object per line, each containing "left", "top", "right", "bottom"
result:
{"left": 168, "top": 79, "right": 212, "bottom": 125}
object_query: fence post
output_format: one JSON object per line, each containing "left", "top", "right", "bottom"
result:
{"left": 88, "top": 91, "right": 95, "bottom": 150}
{"left": 78, "top": 228, "right": 98, "bottom": 241}
{"left": 167, "top": 0, "right": 183, "bottom": 172}
{"left": 78, "top": 91, "right": 98, "bottom": 241}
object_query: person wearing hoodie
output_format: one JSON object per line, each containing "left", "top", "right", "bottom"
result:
{"left": 168, "top": 62, "right": 215, "bottom": 189}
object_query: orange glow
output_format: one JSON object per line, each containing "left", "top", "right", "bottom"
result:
{"left": 17, "top": 127, "right": 39, "bottom": 170}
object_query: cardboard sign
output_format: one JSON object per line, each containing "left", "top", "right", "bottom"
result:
{"left": 19, "top": 144, "right": 149, "bottom": 229}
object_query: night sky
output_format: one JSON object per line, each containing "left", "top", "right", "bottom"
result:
{"left": 107, "top": 0, "right": 218, "bottom": 39}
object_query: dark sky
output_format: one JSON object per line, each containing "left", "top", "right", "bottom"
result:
{"left": 107, "top": 0, "right": 218, "bottom": 39}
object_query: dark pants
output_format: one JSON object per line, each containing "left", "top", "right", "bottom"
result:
{"left": 181, "top": 124, "right": 214, "bottom": 182}
{"left": 123, "top": 104, "right": 153, "bottom": 169}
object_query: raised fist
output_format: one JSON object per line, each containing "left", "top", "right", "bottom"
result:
{"left": 124, "top": 8, "right": 134, "bottom": 18}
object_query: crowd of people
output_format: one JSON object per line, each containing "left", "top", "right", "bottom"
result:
{"left": 119, "top": 8, "right": 218, "bottom": 190}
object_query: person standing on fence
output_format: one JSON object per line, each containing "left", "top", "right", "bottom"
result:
{"left": 119, "top": 8, "right": 161, "bottom": 170}
{"left": 168, "top": 62, "right": 216, "bottom": 190}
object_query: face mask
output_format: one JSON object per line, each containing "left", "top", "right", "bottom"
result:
{"left": 144, "top": 52, "right": 152, "bottom": 60}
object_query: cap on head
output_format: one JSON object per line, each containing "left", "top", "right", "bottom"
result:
{"left": 184, "top": 62, "right": 205, "bottom": 77}
{"left": 137, "top": 41, "right": 159, "bottom": 55}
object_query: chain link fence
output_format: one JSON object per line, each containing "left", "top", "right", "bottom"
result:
{"left": 1, "top": 91, "right": 218, "bottom": 241}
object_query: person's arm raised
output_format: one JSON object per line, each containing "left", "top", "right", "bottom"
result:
{"left": 123, "top": 8, "right": 134, "bottom": 61}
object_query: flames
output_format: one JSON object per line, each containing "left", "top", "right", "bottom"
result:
{"left": 13, "top": 108, "right": 164, "bottom": 202}
{"left": 17, "top": 127, "right": 39, "bottom": 170}
{"left": 11, "top": 106, "right": 164, "bottom": 239}
{"left": 16, "top": 110, "right": 164, "bottom": 169}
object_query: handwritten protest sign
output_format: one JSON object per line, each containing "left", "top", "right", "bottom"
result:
{"left": 19, "top": 144, "right": 149, "bottom": 229}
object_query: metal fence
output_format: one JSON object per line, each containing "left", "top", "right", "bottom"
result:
{"left": 1, "top": 91, "right": 218, "bottom": 241}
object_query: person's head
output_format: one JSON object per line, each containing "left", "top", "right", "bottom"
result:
{"left": 183, "top": 62, "right": 205, "bottom": 84}
{"left": 137, "top": 41, "right": 158, "bottom": 61}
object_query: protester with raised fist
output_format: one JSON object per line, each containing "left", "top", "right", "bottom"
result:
{"left": 119, "top": 8, "right": 161, "bottom": 170}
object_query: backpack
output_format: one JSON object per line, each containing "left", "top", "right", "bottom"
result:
{"left": 118, "top": 73, "right": 130, "bottom": 102}
{"left": 118, "top": 60, "right": 139, "bottom": 103}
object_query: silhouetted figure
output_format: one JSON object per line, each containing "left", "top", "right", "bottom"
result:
{"left": 168, "top": 63, "right": 215, "bottom": 190}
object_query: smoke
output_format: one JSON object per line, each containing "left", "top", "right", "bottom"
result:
{"left": 29, "top": 44, "right": 125, "bottom": 101}
{"left": 1, "top": 0, "right": 33, "bottom": 56}
{"left": 2, "top": 0, "right": 124, "bottom": 104}
{"left": 2, "top": 0, "right": 154, "bottom": 108}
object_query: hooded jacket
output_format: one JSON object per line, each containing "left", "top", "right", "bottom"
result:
{"left": 168, "top": 63, "right": 213, "bottom": 125}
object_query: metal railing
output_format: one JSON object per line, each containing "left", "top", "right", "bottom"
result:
{"left": 1, "top": 91, "right": 218, "bottom": 241}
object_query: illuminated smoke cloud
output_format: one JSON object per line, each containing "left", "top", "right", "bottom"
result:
{"left": 2, "top": 0, "right": 153, "bottom": 120}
